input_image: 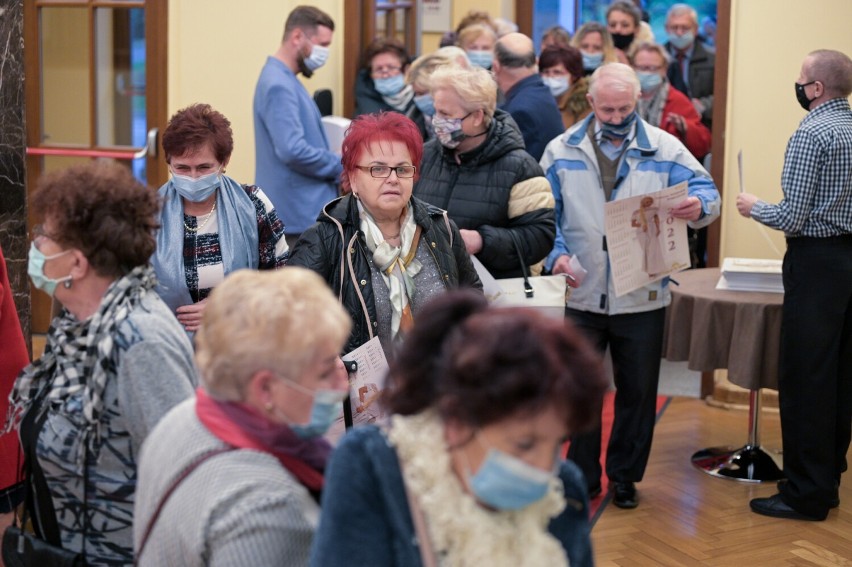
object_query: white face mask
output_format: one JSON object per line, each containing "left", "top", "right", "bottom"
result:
{"left": 305, "top": 43, "right": 330, "bottom": 72}
{"left": 170, "top": 168, "right": 221, "bottom": 202}
{"left": 542, "top": 76, "right": 570, "bottom": 97}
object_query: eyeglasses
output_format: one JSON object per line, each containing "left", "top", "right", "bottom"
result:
{"left": 355, "top": 165, "right": 417, "bottom": 179}
{"left": 371, "top": 65, "right": 402, "bottom": 78}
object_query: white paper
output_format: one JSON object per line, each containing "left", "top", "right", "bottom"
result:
{"left": 604, "top": 183, "right": 691, "bottom": 297}
{"left": 421, "top": 0, "right": 451, "bottom": 32}
{"left": 342, "top": 336, "right": 389, "bottom": 427}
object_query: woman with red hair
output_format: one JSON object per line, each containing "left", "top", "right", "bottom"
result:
{"left": 289, "top": 112, "right": 481, "bottom": 357}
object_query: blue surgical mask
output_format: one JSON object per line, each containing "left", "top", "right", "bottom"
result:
{"left": 413, "top": 93, "right": 435, "bottom": 116}
{"left": 170, "top": 169, "right": 221, "bottom": 202}
{"left": 467, "top": 447, "right": 553, "bottom": 510}
{"left": 542, "top": 76, "right": 570, "bottom": 97}
{"left": 27, "top": 242, "right": 71, "bottom": 296}
{"left": 600, "top": 111, "right": 637, "bottom": 140}
{"left": 637, "top": 71, "right": 663, "bottom": 92}
{"left": 432, "top": 113, "right": 471, "bottom": 149}
{"left": 305, "top": 43, "right": 330, "bottom": 72}
{"left": 279, "top": 377, "right": 347, "bottom": 439}
{"left": 374, "top": 74, "right": 405, "bottom": 97}
{"left": 467, "top": 50, "right": 493, "bottom": 69}
{"left": 667, "top": 31, "right": 695, "bottom": 51}
{"left": 581, "top": 51, "right": 603, "bottom": 71}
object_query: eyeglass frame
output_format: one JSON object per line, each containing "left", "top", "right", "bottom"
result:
{"left": 370, "top": 65, "right": 403, "bottom": 78}
{"left": 354, "top": 165, "right": 417, "bottom": 179}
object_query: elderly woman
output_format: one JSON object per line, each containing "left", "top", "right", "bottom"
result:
{"left": 539, "top": 45, "right": 591, "bottom": 129}
{"left": 571, "top": 22, "right": 619, "bottom": 75}
{"left": 631, "top": 42, "right": 711, "bottom": 160}
{"left": 4, "top": 162, "right": 196, "bottom": 565}
{"left": 152, "top": 103, "right": 288, "bottom": 333}
{"left": 606, "top": 0, "right": 655, "bottom": 62}
{"left": 312, "top": 291, "right": 609, "bottom": 567}
{"left": 134, "top": 268, "right": 350, "bottom": 566}
{"left": 354, "top": 38, "right": 426, "bottom": 138}
{"left": 457, "top": 23, "right": 497, "bottom": 69}
{"left": 406, "top": 46, "right": 471, "bottom": 139}
{"left": 289, "top": 112, "right": 480, "bottom": 356}
{"left": 414, "top": 64, "right": 555, "bottom": 279}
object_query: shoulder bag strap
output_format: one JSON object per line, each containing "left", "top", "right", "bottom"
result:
{"left": 508, "top": 232, "right": 534, "bottom": 298}
{"left": 134, "top": 446, "right": 234, "bottom": 565}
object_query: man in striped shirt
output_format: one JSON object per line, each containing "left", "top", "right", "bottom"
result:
{"left": 737, "top": 49, "right": 852, "bottom": 521}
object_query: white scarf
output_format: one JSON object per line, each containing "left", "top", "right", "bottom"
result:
{"left": 387, "top": 411, "right": 569, "bottom": 567}
{"left": 383, "top": 84, "right": 415, "bottom": 112}
{"left": 359, "top": 202, "right": 421, "bottom": 338}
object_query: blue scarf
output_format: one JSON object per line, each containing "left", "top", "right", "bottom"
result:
{"left": 152, "top": 175, "right": 259, "bottom": 313}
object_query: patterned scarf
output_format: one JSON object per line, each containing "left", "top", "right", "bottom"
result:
{"left": 637, "top": 79, "right": 670, "bottom": 129}
{"left": 358, "top": 201, "right": 421, "bottom": 338}
{"left": 382, "top": 84, "right": 415, "bottom": 113}
{"left": 5, "top": 265, "right": 156, "bottom": 462}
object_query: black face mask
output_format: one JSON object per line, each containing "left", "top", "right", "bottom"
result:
{"left": 611, "top": 32, "right": 635, "bottom": 51}
{"left": 795, "top": 81, "right": 816, "bottom": 111}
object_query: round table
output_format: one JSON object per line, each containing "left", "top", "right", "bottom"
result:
{"left": 663, "top": 267, "right": 784, "bottom": 482}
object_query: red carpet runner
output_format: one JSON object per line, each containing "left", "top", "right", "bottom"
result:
{"left": 563, "top": 391, "right": 671, "bottom": 523}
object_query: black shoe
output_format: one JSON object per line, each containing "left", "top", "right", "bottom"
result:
{"left": 776, "top": 479, "right": 840, "bottom": 509}
{"left": 750, "top": 493, "right": 825, "bottom": 521}
{"left": 611, "top": 481, "right": 638, "bottom": 509}
{"left": 588, "top": 484, "right": 602, "bottom": 499}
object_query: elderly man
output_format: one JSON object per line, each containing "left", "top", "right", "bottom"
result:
{"left": 494, "top": 32, "right": 564, "bottom": 160}
{"left": 737, "top": 50, "right": 852, "bottom": 522}
{"left": 664, "top": 3, "right": 714, "bottom": 128}
{"left": 254, "top": 6, "right": 343, "bottom": 249}
{"left": 540, "top": 63, "right": 720, "bottom": 509}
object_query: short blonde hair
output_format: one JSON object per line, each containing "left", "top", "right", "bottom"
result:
{"left": 630, "top": 42, "right": 670, "bottom": 67}
{"left": 457, "top": 23, "right": 497, "bottom": 51}
{"left": 429, "top": 64, "right": 497, "bottom": 123}
{"left": 195, "top": 268, "right": 351, "bottom": 401}
{"left": 407, "top": 47, "right": 471, "bottom": 92}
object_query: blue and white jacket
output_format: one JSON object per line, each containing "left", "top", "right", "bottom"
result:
{"left": 541, "top": 113, "right": 720, "bottom": 315}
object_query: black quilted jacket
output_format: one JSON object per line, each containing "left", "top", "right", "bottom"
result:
{"left": 413, "top": 109, "right": 555, "bottom": 279}
{"left": 288, "top": 194, "right": 482, "bottom": 354}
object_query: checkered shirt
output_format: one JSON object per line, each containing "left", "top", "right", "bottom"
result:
{"left": 752, "top": 98, "right": 852, "bottom": 237}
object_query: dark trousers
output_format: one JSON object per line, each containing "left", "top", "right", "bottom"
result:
{"left": 778, "top": 236, "right": 852, "bottom": 518}
{"left": 565, "top": 307, "right": 665, "bottom": 488}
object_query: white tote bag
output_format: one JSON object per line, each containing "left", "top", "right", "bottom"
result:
{"left": 471, "top": 255, "right": 567, "bottom": 319}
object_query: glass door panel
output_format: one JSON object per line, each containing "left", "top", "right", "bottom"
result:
{"left": 40, "top": 7, "right": 91, "bottom": 145}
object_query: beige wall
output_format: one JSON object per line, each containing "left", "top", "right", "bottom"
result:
{"left": 720, "top": 0, "right": 852, "bottom": 260}
{"left": 167, "top": 0, "right": 343, "bottom": 183}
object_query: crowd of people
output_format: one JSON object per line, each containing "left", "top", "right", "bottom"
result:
{"left": 1, "top": 1, "right": 850, "bottom": 565}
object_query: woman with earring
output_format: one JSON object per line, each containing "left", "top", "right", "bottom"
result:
{"left": 4, "top": 162, "right": 196, "bottom": 565}
{"left": 311, "top": 291, "right": 609, "bottom": 567}
{"left": 288, "top": 112, "right": 481, "bottom": 357}
{"left": 135, "top": 268, "right": 351, "bottom": 566}
{"left": 152, "top": 103, "right": 289, "bottom": 335}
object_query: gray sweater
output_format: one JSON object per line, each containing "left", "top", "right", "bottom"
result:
{"left": 134, "top": 398, "right": 320, "bottom": 567}
{"left": 36, "top": 292, "right": 197, "bottom": 565}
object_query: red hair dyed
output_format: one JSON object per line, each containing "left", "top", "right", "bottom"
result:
{"left": 340, "top": 112, "right": 424, "bottom": 192}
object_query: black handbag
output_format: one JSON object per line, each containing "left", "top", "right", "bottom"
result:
{"left": 2, "top": 525, "right": 84, "bottom": 567}
{"left": 1, "top": 395, "right": 87, "bottom": 566}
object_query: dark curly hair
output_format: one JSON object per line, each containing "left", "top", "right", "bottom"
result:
{"left": 360, "top": 37, "right": 410, "bottom": 72}
{"left": 384, "top": 291, "right": 608, "bottom": 434}
{"left": 31, "top": 161, "right": 160, "bottom": 278}
{"left": 161, "top": 103, "right": 234, "bottom": 164}
{"left": 539, "top": 46, "right": 584, "bottom": 83}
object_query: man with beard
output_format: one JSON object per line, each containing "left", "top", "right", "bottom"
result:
{"left": 254, "top": 5, "right": 342, "bottom": 249}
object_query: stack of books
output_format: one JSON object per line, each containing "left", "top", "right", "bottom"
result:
{"left": 716, "top": 257, "right": 784, "bottom": 293}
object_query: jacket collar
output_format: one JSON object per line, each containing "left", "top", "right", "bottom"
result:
{"left": 565, "top": 112, "right": 658, "bottom": 156}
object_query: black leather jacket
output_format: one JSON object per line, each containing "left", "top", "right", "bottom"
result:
{"left": 288, "top": 195, "right": 482, "bottom": 353}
